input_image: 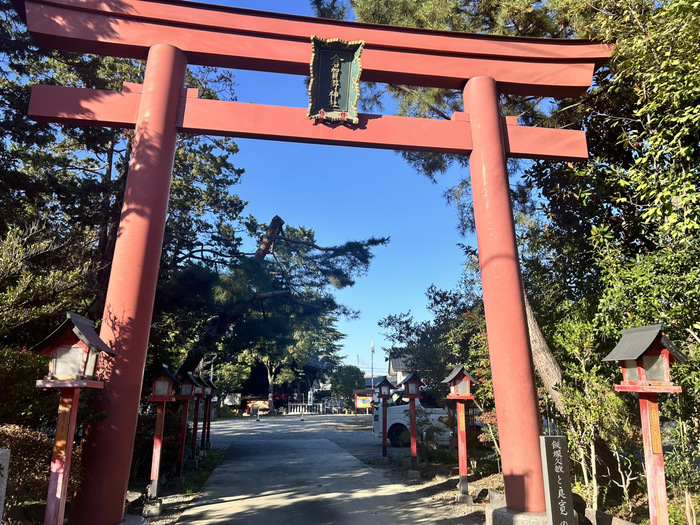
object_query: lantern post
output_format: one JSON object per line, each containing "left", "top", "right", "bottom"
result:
{"left": 31, "top": 312, "right": 115, "bottom": 525}
{"left": 603, "top": 325, "right": 688, "bottom": 525}
{"left": 190, "top": 376, "right": 205, "bottom": 461}
{"left": 143, "top": 364, "right": 178, "bottom": 516}
{"left": 374, "top": 377, "right": 395, "bottom": 458}
{"left": 399, "top": 372, "right": 423, "bottom": 476}
{"left": 442, "top": 365, "right": 477, "bottom": 503}
{"left": 200, "top": 376, "right": 218, "bottom": 450}
{"left": 175, "top": 372, "right": 198, "bottom": 477}
{"left": 199, "top": 377, "right": 213, "bottom": 451}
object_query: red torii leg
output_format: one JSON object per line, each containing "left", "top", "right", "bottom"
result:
{"left": 464, "top": 76, "right": 546, "bottom": 513}
{"left": 70, "top": 43, "right": 187, "bottom": 525}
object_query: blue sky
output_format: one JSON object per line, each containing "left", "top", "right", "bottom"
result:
{"left": 199, "top": 0, "right": 474, "bottom": 376}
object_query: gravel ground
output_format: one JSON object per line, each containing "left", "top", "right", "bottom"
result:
{"left": 141, "top": 413, "right": 503, "bottom": 524}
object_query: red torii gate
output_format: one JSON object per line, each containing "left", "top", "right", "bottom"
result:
{"left": 15, "top": 0, "right": 611, "bottom": 522}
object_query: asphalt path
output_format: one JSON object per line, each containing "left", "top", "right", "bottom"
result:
{"left": 175, "top": 413, "right": 456, "bottom": 524}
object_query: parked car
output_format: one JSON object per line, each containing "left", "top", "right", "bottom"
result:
{"left": 372, "top": 391, "right": 450, "bottom": 447}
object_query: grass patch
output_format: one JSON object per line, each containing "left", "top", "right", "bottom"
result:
{"left": 182, "top": 449, "right": 226, "bottom": 495}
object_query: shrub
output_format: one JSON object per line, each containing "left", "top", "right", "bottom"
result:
{"left": 0, "top": 348, "right": 58, "bottom": 429}
{"left": 0, "top": 424, "right": 82, "bottom": 512}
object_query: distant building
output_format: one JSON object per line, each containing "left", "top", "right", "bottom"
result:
{"left": 364, "top": 376, "right": 383, "bottom": 389}
{"left": 388, "top": 356, "right": 409, "bottom": 385}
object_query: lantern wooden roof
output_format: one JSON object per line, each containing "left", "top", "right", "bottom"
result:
{"left": 31, "top": 312, "right": 115, "bottom": 356}
{"left": 441, "top": 365, "right": 478, "bottom": 385}
{"left": 149, "top": 363, "right": 180, "bottom": 386}
{"left": 603, "top": 325, "right": 687, "bottom": 363}
{"left": 199, "top": 375, "right": 217, "bottom": 391}
{"left": 375, "top": 376, "right": 395, "bottom": 389}
{"left": 183, "top": 371, "right": 201, "bottom": 386}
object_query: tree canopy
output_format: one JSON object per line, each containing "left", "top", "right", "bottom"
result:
{"left": 0, "top": 0, "right": 388, "bottom": 423}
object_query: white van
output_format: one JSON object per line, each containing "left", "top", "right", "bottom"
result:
{"left": 372, "top": 391, "right": 450, "bottom": 447}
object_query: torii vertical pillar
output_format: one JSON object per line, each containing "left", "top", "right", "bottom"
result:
{"left": 464, "top": 76, "right": 546, "bottom": 513}
{"left": 70, "top": 43, "right": 187, "bottom": 525}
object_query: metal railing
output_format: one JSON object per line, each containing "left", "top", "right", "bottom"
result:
{"left": 287, "top": 402, "right": 322, "bottom": 415}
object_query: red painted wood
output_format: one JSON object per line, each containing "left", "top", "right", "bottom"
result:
{"left": 457, "top": 402, "right": 468, "bottom": 479}
{"left": 409, "top": 398, "right": 418, "bottom": 459}
{"left": 29, "top": 84, "right": 588, "bottom": 161}
{"left": 23, "top": 0, "right": 610, "bottom": 97}
{"left": 69, "top": 44, "right": 187, "bottom": 525}
{"left": 205, "top": 397, "right": 212, "bottom": 445}
{"left": 201, "top": 397, "right": 210, "bottom": 449}
{"left": 465, "top": 76, "right": 545, "bottom": 513}
{"left": 639, "top": 394, "right": 669, "bottom": 525}
{"left": 36, "top": 379, "right": 104, "bottom": 389}
{"left": 44, "top": 388, "right": 80, "bottom": 525}
{"left": 382, "top": 398, "right": 388, "bottom": 456}
{"left": 614, "top": 384, "right": 682, "bottom": 394}
{"left": 149, "top": 402, "right": 167, "bottom": 499}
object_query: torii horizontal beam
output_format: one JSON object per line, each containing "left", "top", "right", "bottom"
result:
{"left": 29, "top": 83, "right": 588, "bottom": 161}
{"left": 20, "top": 0, "right": 611, "bottom": 97}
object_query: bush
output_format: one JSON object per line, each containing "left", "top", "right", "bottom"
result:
{"left": 0, "top": 348, "right": 58, "bottom": 429}
{"left": 130, "top": 406, "right": 184, "bottom": 482}
{"left": 0, "top": 424, "right": 82, "bottom": 512}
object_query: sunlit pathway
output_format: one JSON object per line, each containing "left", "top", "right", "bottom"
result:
{"left": 176, "top": 417, "right": 455, "bottom": 524}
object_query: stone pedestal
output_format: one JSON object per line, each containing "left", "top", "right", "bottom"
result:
{"left": 455, "top": 493, "right": 474, "bottom": 504}
{"left": 142, "top": 499, "right": 163, "bottom": 517}
{"left": 486, "top": 504, "right": 548, "bottom": 525}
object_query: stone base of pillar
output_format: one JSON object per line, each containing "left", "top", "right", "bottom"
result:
{"left": 455, "top": 493, "right": 474, "bottom": 504}
{"left": 486, "top": 504, "right": 548, "bottom": 525}
{"left": 142, "top": 499, "right": 163, "bottom": 517}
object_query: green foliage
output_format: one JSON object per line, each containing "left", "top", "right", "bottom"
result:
{"left": 0, "top": 348, "right": 57, "bottom": 428}
{"left": 0, "top": 226, "right": 91, "bottom": 342}
{"left": 0, "top": 424, "right": 82, "bottom": 512}
{"left": 330, "top": 365, "right": 365, "bottom": 399}
{"left": 412, "top": 403, "right": 447, "bottom": 463}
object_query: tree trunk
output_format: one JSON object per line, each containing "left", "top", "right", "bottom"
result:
{"left": 524, "top": 292, "right": 624, "bottom": 490}
{"left": 524, "top": 293, "right": 565, "bottom": 414}
{"left": 176, "top": 216, "right": 285, "bottom": 379}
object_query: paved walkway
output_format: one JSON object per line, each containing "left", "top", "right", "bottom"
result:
{"left": 175, "top": 416, "right": 458, "bottom": 524}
